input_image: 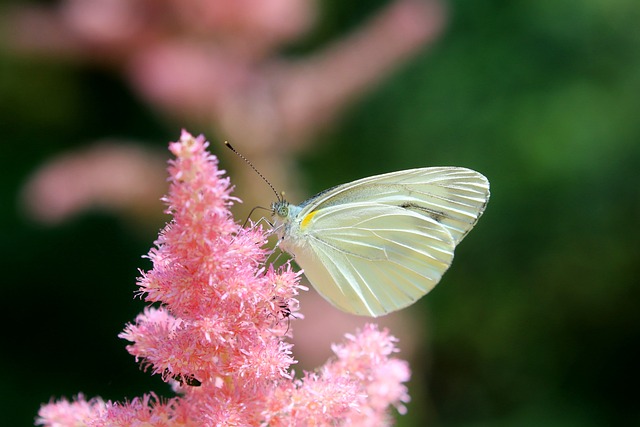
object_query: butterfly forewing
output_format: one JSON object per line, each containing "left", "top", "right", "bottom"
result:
{"left": 299, "top": 167, "right": 489, "bottom": 244}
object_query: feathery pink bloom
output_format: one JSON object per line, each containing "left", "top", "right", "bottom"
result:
{"left": 20, "top": 142, "right": 167, "bottom": 225}
{"left": 36, "top": 131, "right": 411, "bottom": 426}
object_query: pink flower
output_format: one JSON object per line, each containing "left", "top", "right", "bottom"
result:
{"left": 5, "top": 0, "right": 444, "bottom": 151}
{"left": 20, "top": 142, "right": 167, "bottom": 226}
{"left": 36, "top": 131, "right": 411, "bottom": 426}
{"left": 35, "top": 394, "right": 107, "bottom": 426}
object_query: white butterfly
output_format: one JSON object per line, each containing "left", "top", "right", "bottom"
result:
{"left": 271, "top": 167, "right": 490, "bottom": 317}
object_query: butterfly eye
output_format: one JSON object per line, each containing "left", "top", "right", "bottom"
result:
{"left": 277, "top": 205, "right": 289, "bottom": 218}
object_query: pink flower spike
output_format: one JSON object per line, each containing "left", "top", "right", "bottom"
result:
{"left": 37, "top": 131, "right": 412, "bottom": 426}
{"left": 36, "top": 394, "right": 107, "bottom": 426}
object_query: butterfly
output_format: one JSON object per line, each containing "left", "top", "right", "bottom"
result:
{"left": 270, "top": 167, "right": 490, "bottom": 317}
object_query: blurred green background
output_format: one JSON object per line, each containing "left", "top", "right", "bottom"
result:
{"left": 2, "top": 0, "right": 639, "bottom": 426}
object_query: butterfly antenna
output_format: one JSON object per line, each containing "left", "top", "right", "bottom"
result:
{"left": 224, "top": 141, "right": 282, "bottom": 202}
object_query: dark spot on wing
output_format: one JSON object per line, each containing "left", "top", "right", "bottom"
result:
{"left": 400, "top": 202, "right": 447, "bottom": 223}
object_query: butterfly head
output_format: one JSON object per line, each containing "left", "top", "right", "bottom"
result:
{"left": 271, "top": 200, "right": 307, "bottom": 247}
{"left": 272, "top": 200, "right": 290, "bottom": 220}
{"left": 270, "top": 200, "right": 289, "bottom": 236}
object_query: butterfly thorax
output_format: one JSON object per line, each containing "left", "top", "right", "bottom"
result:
{"left": 271, "top": 201, "right": 306, "bottom": 250}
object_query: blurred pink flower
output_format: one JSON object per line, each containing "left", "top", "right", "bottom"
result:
{"left": 292, "top": 291, "right": 421, "bottom": 371}
{"left": 20, "top": 142, "right": 167, "bottom": 226}
{"left": 3, "top": 0, "right": 313, "bottom": 61}
{"left": 4, "top": 0, "right": 444, "bottom": 151}
{"left": 36, "top": 131, "right": 411, "bottom": 426}
{"left": 126, "top": 0, "right": 446, "bottom": 153}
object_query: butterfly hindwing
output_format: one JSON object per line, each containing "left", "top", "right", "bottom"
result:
{"left": 293, "top": 203, "right": 456, "bottom": 316}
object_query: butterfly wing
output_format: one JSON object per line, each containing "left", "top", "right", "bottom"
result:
{"left": 299, "top": 167, "right": 490, "bottom": 244}
{"left": 287, "top": 202, "right": 456, "bottom": 316}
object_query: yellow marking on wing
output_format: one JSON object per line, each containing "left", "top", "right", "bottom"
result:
{"left": 300, "top": 210, "right": 319, "bottom": 230}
